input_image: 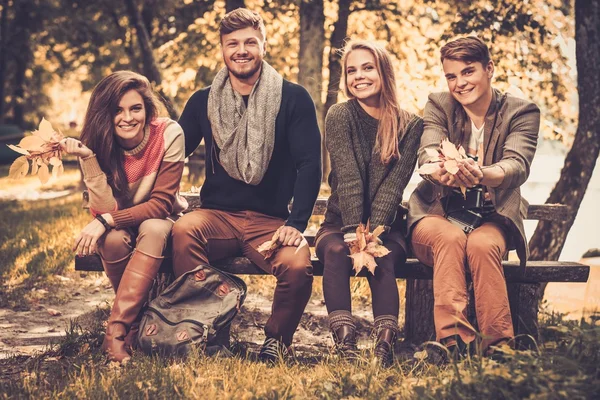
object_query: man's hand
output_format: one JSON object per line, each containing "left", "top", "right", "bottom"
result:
{"left": 277, "top": 226, "right": 304, "bottom": 247}
{"left": 74, "top": 218, "right": 106, "bottom": 256}
{"left": 438, "top": 162, "right": 460, "bottom": 188}
{"left": 455, "top": 158, "right": 483, "bottom": 188}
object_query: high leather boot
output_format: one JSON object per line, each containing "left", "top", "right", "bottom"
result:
{"left": 102, "top": 250, "right": 163, "bottom": 363}
{"left": 101, "top": 252, "right": 132, "bottom": 293}
{"left": 373, "top": 315, "right": 399, "bottom": 368}
{"left": 329, "top": 310, "right": 359, "bottom": 360}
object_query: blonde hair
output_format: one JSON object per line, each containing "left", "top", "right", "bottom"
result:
{"left": 341, "top": 40, "right": 411, "bottom": 164}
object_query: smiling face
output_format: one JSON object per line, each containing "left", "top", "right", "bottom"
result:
{"left": 113, "top": 89, "right": 146, "bottom": 149}
{"left": 442, "top": 58, "right": 494, "bottom": 109}
{"left": 345, "top": 48, "right": 382, "bottom": 106}
{"left": 221, "top": 26, "right": 265, "bottom": 82}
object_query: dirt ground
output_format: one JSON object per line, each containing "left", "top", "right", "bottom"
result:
{"left": 0, "top": 271, "right": 380, "bottom": 361}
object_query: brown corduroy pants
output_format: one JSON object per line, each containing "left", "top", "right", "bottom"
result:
{"left": 171, "top": 209, "right": 313, "bottom": 346}
{"left": 410, "top": 215, "right": 514, "bottom": 350}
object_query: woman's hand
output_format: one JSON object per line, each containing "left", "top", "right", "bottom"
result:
{"left": 74, "top": 218, "right": 106, "bottom": 256}
{"left": 60, "top": 138, "right": 93, "bottom": 158}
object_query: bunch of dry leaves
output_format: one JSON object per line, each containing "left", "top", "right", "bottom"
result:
{"left": 257, "top": 227, "right": 309, "bottom": 260}
{"left": 7, "top": 118, "right": 65, "bottom": 184}
{"left": 347, "top": 222, "right": 390, "bottom": 275}
{"left": 416, "top": 138, "right": 468, "bottom": 197}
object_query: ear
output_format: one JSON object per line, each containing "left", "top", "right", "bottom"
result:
{"left": 486, "top": 61, "right": 494, "bottom": 78}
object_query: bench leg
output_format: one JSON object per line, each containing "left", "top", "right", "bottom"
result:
{"left": 507, "top": 282, "right": 540, "bottom": 349}
{"left": 404, "top": 279, "right": 436, "bottom": 344}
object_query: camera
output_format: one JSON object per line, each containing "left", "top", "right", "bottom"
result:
{"left": 443, "top": 186, "right": 486, "bottom": 233}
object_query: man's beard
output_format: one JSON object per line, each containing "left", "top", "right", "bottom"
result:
{"left": 228, "top": 59, "right": 262, "bottom": 80}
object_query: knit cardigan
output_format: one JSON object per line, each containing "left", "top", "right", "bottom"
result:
{"left": 79, "top": 118, "right": 188, "bottom": 229}
{"left": 324, "top": 99, "right": 423, "bottom": 233}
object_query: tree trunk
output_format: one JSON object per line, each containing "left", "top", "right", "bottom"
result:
{"left": 404, "top": 279, "right": 436, "bottom": 343}
{"left": 322, "top": 0, "right": 351, "bottom": 182}
{"left": 124, "top": 0, "right": 179, "bottom": 119}
{"left": 11, "top": 1, "right": 32, "bottom": 127}
{"left": 298, "top": 0, "right": 325, "bottom": 180}
{"left": 0, "top": 0, "right": 9, "bottom": 123}
{"left": 528, "top": 0, "right": 600, "bottom": 291}
{"left": 225, "top": 0, "right": 245, "bottom": 13}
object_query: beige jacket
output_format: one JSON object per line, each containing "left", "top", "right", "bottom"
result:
{"left": 407, "top": 89, "right": 540, "bottom": 268}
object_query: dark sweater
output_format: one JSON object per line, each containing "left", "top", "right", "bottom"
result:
{"left": 324, "top": 99, "right": 423, "bottom": 233}
{"left": 178, "top": 80, "right": 322, "bottom": 232}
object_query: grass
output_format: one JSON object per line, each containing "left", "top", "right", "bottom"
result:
{"left": 0, "top": 312, "right": 598, "bottom": 399}
{"left": 0, "top": 164, "right": 598, "bottom": 399}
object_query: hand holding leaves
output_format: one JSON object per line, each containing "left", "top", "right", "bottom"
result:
{"left": 7, "top": 118, "right": 65, "bottom": 184}
{"left": 257, "top": 226, "right": 309, "bottom": 260}
{"left": 416, "top": 139, "right": 471, "bottom": 197}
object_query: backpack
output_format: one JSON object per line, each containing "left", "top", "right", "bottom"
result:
{"left": 137, "top": 264, "right": 247, "bottom": 358}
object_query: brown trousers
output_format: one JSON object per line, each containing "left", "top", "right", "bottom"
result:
{"left": 171, "top": 209, "right": 313, "bottom": 346}
{"left": 411, "top": 215, "right": 513, "bottom": 350}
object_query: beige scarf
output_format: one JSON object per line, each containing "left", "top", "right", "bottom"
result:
{"left": 207, "top": 61, "right": 283, "bottom": 185}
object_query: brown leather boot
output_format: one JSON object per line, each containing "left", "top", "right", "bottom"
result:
{"left": 373, "top": 315, "right": 398, "bottom": 368}
{"left": 101, "top": 252, "right": 132, "bottom": 293}
{"left": 329, "top": 311, "right": 359, "bottom": 360}
{"left": 102, "top": 250, "right": 163, "bottom": 363}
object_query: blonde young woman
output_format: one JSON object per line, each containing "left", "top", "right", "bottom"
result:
{"left": 61, "top": 71, "right": 187, "bottom": 362}
{"left": 316, "top": 41, "right": 423, "bottom": 367}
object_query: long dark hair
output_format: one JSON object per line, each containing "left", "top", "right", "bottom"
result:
{"left": 341, "top": 40, "right": 412, "bottom": 165}
{"left": 80, "top": 71, "right": 161, "bottom": 196}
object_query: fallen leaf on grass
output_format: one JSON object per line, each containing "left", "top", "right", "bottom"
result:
{"left": 47, "top": 308, "right": 62, "bottom": 316}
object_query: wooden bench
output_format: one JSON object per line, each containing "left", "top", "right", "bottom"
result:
{"left": 75, "top": 193, "right": 590, "bottom": 347}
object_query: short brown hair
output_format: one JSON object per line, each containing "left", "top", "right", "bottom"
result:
{"left": 219, "top": 8, "right": 266, "bottom": 41}
{"left": 440, "top": 36, "right": 491, "bottom": 65}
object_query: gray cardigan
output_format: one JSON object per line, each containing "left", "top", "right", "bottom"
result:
{"left": 324, "top": 99, "right": 423, "bottom": 233}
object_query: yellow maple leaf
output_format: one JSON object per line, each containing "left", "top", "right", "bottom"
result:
{"left": 349, "top": 251, "right": 377, "bottom": 275}
{"left": 18, "top": 136, "right": 46, "bottom": 152}
{"left": 37, "top": 118, "right": 56, "bottom": 141}
{"left": 444, "top": 159, "right": 459, "bottom": 174}
{"left": 7, "top": 144, "right": 30, "bottom": 156}
{"left": 38, "top": 163, "right": 50, "bottom": 184}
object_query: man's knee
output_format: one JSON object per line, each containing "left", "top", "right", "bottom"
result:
{"left": 273, "top": 247, "right": 313, "bottom": 286}
{"left": 466, "top": 228, "right": 506, "bottom": 267}
{"left": 414, "top": 217, "right": 467, "bottom": 250}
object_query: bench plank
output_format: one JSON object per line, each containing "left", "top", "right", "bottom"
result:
{"left": 75, "top": 255, "right": 589, "bottom": 283}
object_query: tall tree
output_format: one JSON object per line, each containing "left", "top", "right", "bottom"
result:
{"left": 529, "top": 0, "right": 600, "bottom": 264}
{"left": 124, "top": 0, "right": 178, "bottom": 119}
{"left": 298, "top": 0, "right": 325, "bottom": 176}
{"left": 0, "top": 0, "right": 9, "bottom": 122}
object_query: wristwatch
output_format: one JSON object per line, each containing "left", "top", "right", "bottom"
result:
{"left": 95, "top": 214, "right": 112, "bottom": 231}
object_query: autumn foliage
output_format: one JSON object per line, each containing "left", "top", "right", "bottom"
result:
{"left": 347, "top": 222, "right": 390, "bottom": 275}
{"left": 7, "top": 118, "right": 65, "bottom": 184}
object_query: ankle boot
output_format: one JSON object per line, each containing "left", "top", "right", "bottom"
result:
{"left": 373, "top": 315, "right": 398, "bottom": 368}
{"left": 329, "top": 311, "right": 359, "bottom": 359}
{"left": 101, "top": 252, "right": 133, "bottom": 293}
{"left": 102, "top": 250, "right": 163, "bottom": 363}
{"left": 332, "top": 325, "right": 359, "bottom": 358}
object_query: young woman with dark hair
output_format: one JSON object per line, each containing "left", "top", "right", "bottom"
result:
{"left": 61, "top": 70, "right": 187, "bottom": 363}
{"left": 316, "top": 40, "right": 423, "bottom": 367}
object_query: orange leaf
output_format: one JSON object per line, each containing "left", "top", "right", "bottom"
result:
{"left": 38, "top": 163, "right": 50, "bottom": 184}
{"left": 31, "top": 159, "right": 39, "bottom": 175}
{"left": 8, "top": 156, "right": 29, "bottom": 179}
{"left": 7, "top": 144, "right": 30, "bottom": 156}
{"left": 416, "top": 162, "right": 439, "bottom": 175}
{"left": 441, "top": 139, "right": 460, "bottom": 160}
{"left": 445, "top": 159, "right": 459, "bottom": 175}
{"left": 37, "top": 118, "right": 55, "bottom": 141}
{"left": 19, "top": 136, "right": 46, "bottom": 152}
{"left": 365, "top": 241, "right": 391, "bottom": 258}
{"left": 52, "top": 163, "right": 64, "bottom": 179}
{"left": 49, "top": 157, "right": 61, "bottom": 166}
{"left": 424, "top": 148, "right": 440, "bottom": 160}
{"left": 370, "top": 225, "right": 385, "bottom": 242}
{"left": 349, "top": 251, "right": 377, "bottom": 275}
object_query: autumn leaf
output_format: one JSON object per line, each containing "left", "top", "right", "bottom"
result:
{"left": 257, "top": 227, "right": 282, "bottom": 260}
{"left": 37, "top": 118, "right": 56, "bottom": 141}
{"left": 9, "top": 156, "right": 29, "bottom": 179}
{"left": 416, "top": 162, "right": 440, "bottom": 175}
{"left": 444, "top": 159, "right": 459, "bottom": 174}
{"left": 47, "top": 308, "right": 62, "bottom": 317}
{"left": 38, "top": 163, "right": 50, "bottom": 184}
{"left": 49, "top": 157, "right": 61, "bottom": 166}
{"left": 19, "top": 135, "right": 46, "bottom": 152}
{"left": 347, "top": 222, "right": 391, "bottom": 275}
{"left": 7, "top": 144, "right": 30, "bottom": 156}
{"left": 424, "top": 147, "right": 441, "bottom": 160}
{"left": 52, "top": 163, "right": 64, "bottom": 179}
{"left": 441, "top": 139, "right": 461, "bottom": 160}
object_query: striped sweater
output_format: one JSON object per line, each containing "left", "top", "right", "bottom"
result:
{"left": 80, "top": 117, "right": 188, "bottom": 229}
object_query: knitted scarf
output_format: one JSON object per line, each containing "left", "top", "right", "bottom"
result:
{"left": 207, "top": 61, "right": 283, "bottom": 185}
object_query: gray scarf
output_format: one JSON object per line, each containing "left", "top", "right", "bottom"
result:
{"left": 207, "top": 61, "right": 283, "bottom": 185}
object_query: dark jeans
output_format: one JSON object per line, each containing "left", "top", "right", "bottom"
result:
{"left": 315, "top": 223, "right": 406, "bottom": 318}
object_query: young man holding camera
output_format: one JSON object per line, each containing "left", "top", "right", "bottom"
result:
{"left": 407, "top": 36, "right": 540, "bottom": 356}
